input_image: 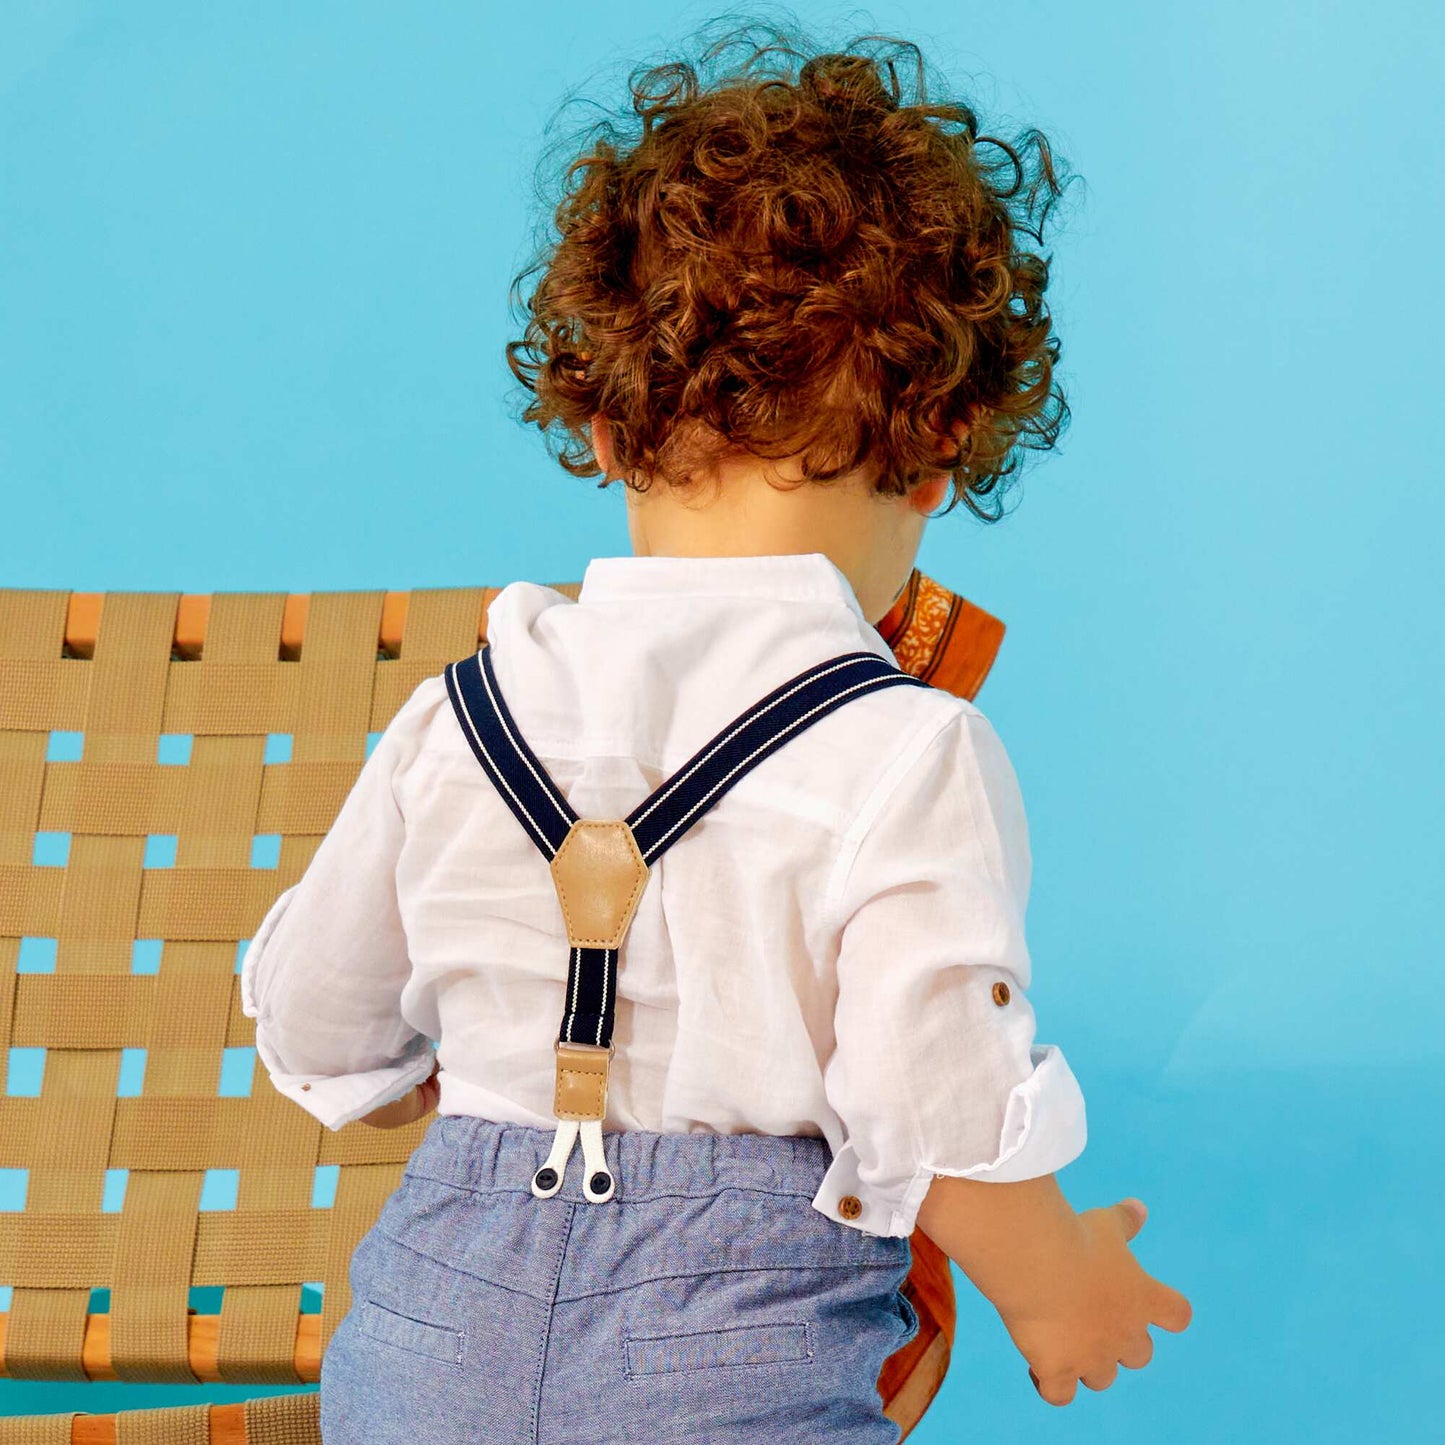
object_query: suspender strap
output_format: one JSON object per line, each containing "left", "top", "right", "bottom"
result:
{"left": 442, "top": 641, "right": 929, "bottom": 1202}
{"left": 446, "top": 644, "right": 928, "bottom": 864}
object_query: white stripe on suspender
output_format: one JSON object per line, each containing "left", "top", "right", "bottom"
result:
{"left": 477, "top": 651, "right": 576, "bottom": 842}
{"left": 642, "top": 673, "right": 896, "bottom": 857}
{"left": 448, "top": 668, "right": 559, "bottom": 857}
{"left": 630, "top": 655, "right": 878, "bottom": 838}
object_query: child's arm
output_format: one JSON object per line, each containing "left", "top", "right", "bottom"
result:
{"left": 353, "top": 1057, "right": 441, "bottom": 1128}
{"left": 824, "top": 705, "right": 1088, "bottom": 1229}
{"left": 825, "top": 702, "right": 1189, "bottom": 1398}
{"left": 239, "top": 676, "right": 447, "bottom": 1131}
{"left": 351, "top": 1063, "right": 436, "bottom": 1127}
{"left": 915, "top": 1172, "right": 1191, "bottom": 1406}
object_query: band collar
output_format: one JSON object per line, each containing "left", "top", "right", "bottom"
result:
{"left": 577, "top": 551, "right": 870, "bottom": 625}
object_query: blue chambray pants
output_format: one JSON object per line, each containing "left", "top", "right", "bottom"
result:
{"left": 319, "top": 1113, "right": 920, "bottom": 1443}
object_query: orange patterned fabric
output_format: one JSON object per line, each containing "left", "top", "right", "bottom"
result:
{"left": 872, "top": 568, "right": 1006, "bottom": 1439}
{"left": 877, "top": 566, "right": 1006, "bottom": 701}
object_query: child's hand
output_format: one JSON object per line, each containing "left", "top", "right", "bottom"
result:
{"left": 916, "top": 1174, "right": 1192, "bottom": 1406}
{"left": 996, "top": 1198, "right": 1192, "bottom": 1406}
{"left": 356, "top": 1060, "right": 441, "bottom": 1129}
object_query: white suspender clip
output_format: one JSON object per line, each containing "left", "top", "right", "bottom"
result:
{"left": 531, "top": 1119, "right": 579, "bottom": 1200}
{"left": 578, "top": 1118, "right": 613, "bottom": 1202}
{"left": 531, "top": 1041, "right": 616, "bottom": 1203}
{"left": 531, "top": 1117, "right": 616, "bottom": 1203}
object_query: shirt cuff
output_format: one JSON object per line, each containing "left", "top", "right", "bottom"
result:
{"left": 811, "top": 1045, "right": 1087, "bottom": 1239}
{"left": 251, "top": 1024, "right": 437, "bottom": 1132}
{"left": 900, "top": 1041, "right": 1087, "bottom": 1225}
{"left": 812, "top": 1143, "right": 903, "bottom": 1237}
{"left": 238, "top": 884, "right": 297, "bottom": 1020}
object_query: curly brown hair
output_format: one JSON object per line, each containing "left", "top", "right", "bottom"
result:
{"left": 504, "top": 13, "right": 1080, "bottom": 522}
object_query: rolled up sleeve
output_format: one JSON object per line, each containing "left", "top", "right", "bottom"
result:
{"left": 813, "top": 705, "right": 1087, "bottom": 1238}
{"left": 239, "top": 676, "right": 446, "bottom": 1131}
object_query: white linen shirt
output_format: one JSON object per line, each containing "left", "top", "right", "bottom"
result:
{"left": 239, "top": 550, "right": 1086, "bottom": 1238}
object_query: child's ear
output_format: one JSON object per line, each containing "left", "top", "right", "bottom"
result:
{"left": 590, "top": 415, "right": 615, "bottom": 477}
{"left": 910, "top": 472, "right": 951, "bottom": 517}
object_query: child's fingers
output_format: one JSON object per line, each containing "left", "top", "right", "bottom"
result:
{"left": 1113, "top": 1197, "right": 1148, "bottom": 1240}
{"left": 1149, "top": 1281, "right": 1193, "bottom": 1333}
{"left": 1028, "top": 1365, "right": 1078, "bottom": 1407}
{"left": 1117, "top": 1332, "right": 1155, "bottom": 1370}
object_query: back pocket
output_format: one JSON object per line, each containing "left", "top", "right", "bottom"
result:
{"left": 358, "top": 1296, "right": 466, "bottom": 1366}
{"left": 624, "top": 1321, "right": 814, "bottom": 1379}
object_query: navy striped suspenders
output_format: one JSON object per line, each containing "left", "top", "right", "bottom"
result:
{"left": 442, "top": 642, "right": 929, "bottom": 1204}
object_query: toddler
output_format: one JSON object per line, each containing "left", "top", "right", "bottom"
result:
{"left": 241, "top": 22, "right": 1191, "bottom": 1442}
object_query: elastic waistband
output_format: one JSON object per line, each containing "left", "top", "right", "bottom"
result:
{"left": 409, "top": 1114, "right": 834, "bottom": 1203}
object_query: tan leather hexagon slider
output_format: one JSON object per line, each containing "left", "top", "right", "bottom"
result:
{"left": 549, "top": 819, "right": 651, "bottom": 950}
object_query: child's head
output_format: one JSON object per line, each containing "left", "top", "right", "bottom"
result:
{"left": 506, "top": 17, "right": 1077, "bottom": 611}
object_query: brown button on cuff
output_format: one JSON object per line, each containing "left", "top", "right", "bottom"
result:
{"left": 991, "top": 981, "right": 1011, "bottom": 1007}
{"left": 838, "top": 1194, "right": 863, "bottom": 1220}
{"left": 301, "top": 1083, "right": 311, "bottom": 1090}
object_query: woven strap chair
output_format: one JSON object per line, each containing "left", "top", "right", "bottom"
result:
{"left": 0, "top": 569, "right": 1004, "bottom": 1443}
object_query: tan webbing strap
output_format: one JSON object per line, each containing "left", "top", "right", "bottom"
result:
{"left": 0, "top": 584, "right": 499, "bottom": 1401}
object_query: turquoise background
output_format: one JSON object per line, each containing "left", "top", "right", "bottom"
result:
{"left": 2, "top": 1, "right": 1441, "bottom": 1438}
